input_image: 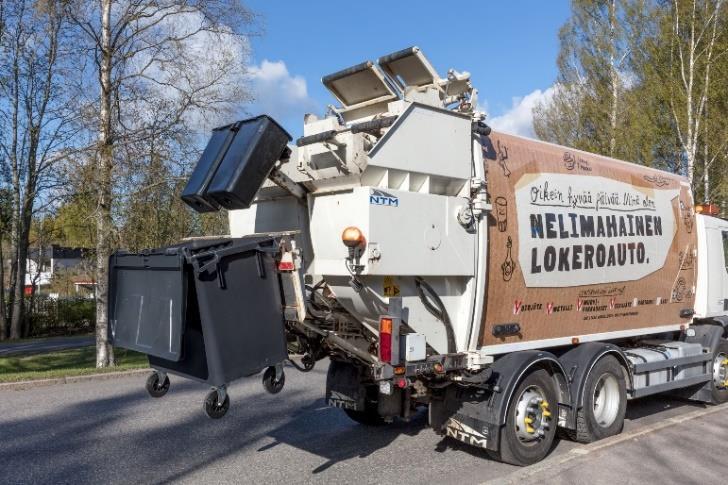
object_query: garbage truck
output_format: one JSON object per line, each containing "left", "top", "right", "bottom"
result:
{"left": 109, "top": 46, "right": 728, "bottom": 465}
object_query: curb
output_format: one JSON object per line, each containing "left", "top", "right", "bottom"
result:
{"left": 485, "top": 401, "right": 728, "bottom": 484}
{"left": 0, "top": 368, "right": 152, "bottom": 391}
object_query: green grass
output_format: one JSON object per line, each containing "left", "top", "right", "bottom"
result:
{"left": 0, "top": 346, "right": 149, "bottom": 383}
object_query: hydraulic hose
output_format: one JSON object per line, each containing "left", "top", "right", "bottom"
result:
{"left": 414, "top": 276, "right": 457, "bottom": 354}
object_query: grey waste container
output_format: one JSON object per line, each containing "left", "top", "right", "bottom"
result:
{"left": 109, "top": 236, "right": 288, "bottom": 387}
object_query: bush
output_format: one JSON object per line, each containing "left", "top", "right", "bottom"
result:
{"left": 26, "top": 296, "right": 95, "bottom": 338}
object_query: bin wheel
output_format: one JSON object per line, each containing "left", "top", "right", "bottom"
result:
{"left": 301, "top": 354, "right": 315, "bottom": 372}
{"left": 263, "top": 366, "right": 285, "bottom": 394}
{"left": 203, "top": 390, "right": 230, "bottom": 419}
{"left": 145, "top": 372, "right": 170, "bottom": 398}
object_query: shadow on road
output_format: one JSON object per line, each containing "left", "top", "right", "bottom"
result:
{"left": 0, "top": 371, "right": 715, "bottom": 484}
{"left": 0, "top": 371, "right": 430, "bottom": 483}
{"left": 625, "top": 394, "right": 706, "bottom": 421}
{"left": 260, "top": 404, "right": 429, "bottom": 474}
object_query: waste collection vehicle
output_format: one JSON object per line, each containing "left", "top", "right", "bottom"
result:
{"left": 109, "top": 47, "right": 728, "bottom": 465}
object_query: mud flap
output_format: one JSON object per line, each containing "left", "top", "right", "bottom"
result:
{"left": 429, "top": 385, "right": 499, "bottom": 451}
{"left": 326, "top": 360, "right": 367, "bottom": 411}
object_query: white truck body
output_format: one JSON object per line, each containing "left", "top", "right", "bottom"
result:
{"left": 229, "top": 48, "right": 727, "bottom": 366}
{"left": 116, "top": 47, "right": 728, "bottom": 467}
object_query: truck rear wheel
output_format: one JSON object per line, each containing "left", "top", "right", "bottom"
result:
{"left": 491, "top": 368, "right": 558, "bottom": 466}
{"left": 572, "top": 355, "right": 626, "bottom": 443}
{"left": 710, "top": 340, "right": 728, "bottom": 404}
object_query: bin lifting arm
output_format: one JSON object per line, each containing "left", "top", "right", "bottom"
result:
{"left": 268, "top": 148, "right": 307, "bottom": 201}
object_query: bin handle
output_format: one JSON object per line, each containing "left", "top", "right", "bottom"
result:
{"left": 190, "top": 248, "right": 272, "bottom": 288}
{"left": 191, "top": 253, "right": 227, "bottom": 289}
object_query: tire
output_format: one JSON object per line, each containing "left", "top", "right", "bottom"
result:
{"left": 710, "top": 340, "right": 728, "bottom": 404}
{"left": 572, "top": 355, "right": 627, "bottom": 443}
{"left": 145, "top": 372, "right": 170, "bottom": 398}
{"left": 491, "top": 368, "right": 558, "bottom": 466}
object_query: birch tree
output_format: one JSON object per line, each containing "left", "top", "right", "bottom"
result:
{"left": 534, "top": 0, "right": 644, "bottom": 160}
{"left": 0, "top": 0, "right": 77, "bottom": 338}
{"left": 67, "top": 0, "right": 253, "bottom": 366}
{"left": 668, "top": 0, "right": 725, "bottom": 191}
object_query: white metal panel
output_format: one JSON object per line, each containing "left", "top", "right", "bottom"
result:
{"left": 368, "top": 103, "right": 471, "bottom": 182}
{"left": 308, "top": 187, "right": 475, "bottom": 276}
{"left": 694, "top": 214, "right": 728, "bottom": 318}
{"left": 327, "top": 274, "right": 474, "bottom": 354}
{"left": 480, "top": 323, "right": 686, "bottom": 355}
{"left": 229, "top": 197, "right": 307, "bottom": 237}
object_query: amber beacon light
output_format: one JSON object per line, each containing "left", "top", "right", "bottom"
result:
{"left": 341, "top": 226, "right": 365, "bottom": 248}
{"left": 695, "top": 203, "right": 720, "bottom": 216}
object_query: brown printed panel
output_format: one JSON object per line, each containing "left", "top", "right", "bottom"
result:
{"left": 480, "top": 132, "right": 697, "bottom": 347}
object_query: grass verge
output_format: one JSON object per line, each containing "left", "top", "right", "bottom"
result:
{"left": 0, "top": 346, "right": 148, "bottom": 383}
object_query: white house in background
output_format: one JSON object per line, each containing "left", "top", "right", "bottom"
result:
{"left": 25, "top": 245, "right": 92, "bottom": 290}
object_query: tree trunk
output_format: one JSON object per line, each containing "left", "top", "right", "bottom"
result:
{"left": 0, "top": 241, "right": 6, "bottom": 340}
{"left": 95, "top": 0, "right": 114, "bottom": 367}
{"left": 608, "top": 0, "right": 618, "bottom": 157}
{"left": 9, "top": 243, "right": 27, "bottom": 339}
{"left": 10, "top": 208, "right": 32, "bottom": 339}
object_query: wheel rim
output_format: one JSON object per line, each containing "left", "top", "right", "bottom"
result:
{"left": 514, "top": 385, "right": 552, "bottom": 443}
{"left": 713, "top": 352, "right": 728, "bottom": 389}
{"left": 592, "top": 373, "right": 620, "bottom": 427}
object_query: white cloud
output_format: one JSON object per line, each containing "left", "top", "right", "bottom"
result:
{"left": 487, "top": 87, "right": 556, "bottom": 138}
{"left": 248, "top": 60, "right": 317, "bottom": 126}
{"left": 119, "top": 8, "right": 252, "bottom": 133}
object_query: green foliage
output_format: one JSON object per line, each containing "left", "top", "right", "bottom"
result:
{"left": 26, "top": 296, "right": 95, "bottom": 338}
{"left": 117, "top": 135, "right": 229, "bottom": 252}
{"left": 534, "top": 0, "right": 728, "bottom": 211}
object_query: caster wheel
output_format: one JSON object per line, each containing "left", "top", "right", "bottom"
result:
{"left": 262, "top": 367, "right": 285, "bottom": 394}
{"left": 301, "top": 354, "right": 315, "bottom": 372}
{"left": 203, "top": 389, "right": 230, "bottom": 419}
{"left": 146, "top": 372, "right": 170, "bottom": 398}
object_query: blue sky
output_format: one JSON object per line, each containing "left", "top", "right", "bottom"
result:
{"left": 244, "top": 1, "right": 571, "bottom": 138}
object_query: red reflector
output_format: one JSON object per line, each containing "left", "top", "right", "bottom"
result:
{"left": 278, "top": 252, "right": 295, "bottom": 271}
{"left": 379, "top": 332, "right": 392, "bottom": 363}
{"left": 396, "top": 378, "right": 407, "bottom": 388}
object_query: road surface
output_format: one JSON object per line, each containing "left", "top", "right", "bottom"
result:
{"left": 1, "top": 360, "right": 726, "bottom": 484}
{"left": 0, "top": 336, "right": 94, "bottom": 357}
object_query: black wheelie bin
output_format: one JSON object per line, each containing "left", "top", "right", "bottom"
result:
{"left": 109, "top": 236, "right": 289, "bottom": 418}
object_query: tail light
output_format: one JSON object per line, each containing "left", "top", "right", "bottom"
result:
{"left": 379, "top": 317, "right": 393, "bottom": 363}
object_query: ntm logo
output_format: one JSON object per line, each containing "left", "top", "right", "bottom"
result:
{"left": 369, "top": 189, "right": 399, "bottom": 207}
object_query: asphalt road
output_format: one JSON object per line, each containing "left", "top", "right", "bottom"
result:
{"left": 1, "top": 360, "right": 726, "bottom": 485}
{"left": 0, "top": 336, "right": 94, "bottom": 356}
